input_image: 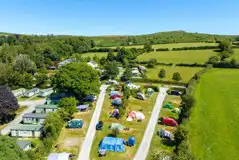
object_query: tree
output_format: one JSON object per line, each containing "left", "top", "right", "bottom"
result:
{"left": 147, "top": 58, "right": 157, "bottom": 68}
{"left": 123, "top": 68, "right": 132, "bottom": 80}
{"left": 35, "top": 73, "right": 48, "bottom": 87}
{"left": 111, "top": 127, "right": 120, "bottom": 137}
{"left": 52, "top": 63, "right": 100, "bottom": 98}
{"left": 0, "top": 63, "right": 12, "bottom": 85}
{"left": 58, "top": 97, "right": 78, "bottom": 115}
{"left": 122, "top": 58, "right": 129, "bottom": 68}
{"left": 13, "top": 54, "right": 36, "bottom": 74}
{"left": 23, "top": 73, "right": 34, "bottom": 89}
{"left": 172, "top": 72, "right": 182, "bottom": 81}
{"left": 207, "top": 56, "right": 219, "bottom": 64}
{"left": 104, "top": 61, "right": 119, "bottom": 79}
{"left": 0, "top": 136, "right": 30, "bottom": 160}
{"left": 106, "top": 49, "right": 115, "bottom": 61}
{"left": 90, "top": 40, "right": 96, "bottom": 48}
{"left": 218, "top": 41, "right": 234, "bottom": 61}
{"left": 0, "top": 86, "right": 19, "bottom": 124}
{"left": 158, "top": 69, "right": 166, "bottom": 79}
{"left": 93, "top": 54, "right": 100, "bottom": 63}
{"left": 143, "top": 42, "right": 152, "bottom": 52}
{"left": 100, "top": 57, "right": 107, "bottom": 66}
{"left": 123, "top": 85, "right": 131, "bottom": 99}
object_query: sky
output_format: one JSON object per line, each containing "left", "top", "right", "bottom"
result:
{"left": 0, "top": 0, "right": 239, "bottom": 36}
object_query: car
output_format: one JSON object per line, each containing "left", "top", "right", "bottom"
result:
{"left": 96, "top": 121, "right": 104, "bottom": 130}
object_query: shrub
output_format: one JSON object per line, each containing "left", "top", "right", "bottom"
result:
{"left": 111, "top": 127, "right": 120, "bottom": 137}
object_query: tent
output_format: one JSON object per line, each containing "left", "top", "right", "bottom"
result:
{"left": 47, "top": 152, "right": 70, "bottom": 160}
{"left": 172, "top": 108, "right": 181, "bottom": 114}
{"left": 146, "top": 88, "right": 154, "bottom": 95}
{"left": 110, "top": 109, "right": 119, "bottom": 118}
{"left": 163, "top": 104, "right": 174, "bottom": 109}
{"left": 99, "top": 137, "right": 126, "bottom": 152}
{"left": 162, "top": 118, "right": 178, "bottom": 126}
{"left": 127, "top": 111, "right": 136, "bottom": 121}
{"left": 128, "top": 137, "right": 136, "bottom": 146}
{"left": 136, "top": 92, "right": 146, "bottom": 100}
{"left": 109, "top": 123, "right": 125, "bottom": 131}
{"left": 110, "top": 94, "right": 122, "bottom": 99}
{"left": 112, "top": 98, "right": 122, "bottom": 106}
{"left": 67, "top": 119, "right": 84, "bottom": 128}
{"left": 135, "top": 112, "right": 145, "bottom": 120}
{"left": 110, "top": 91, "right": 120, "bottom": 96}
{"left": 157, "top": 129, "right": 171, "bottom": 140}
{"left": 77, "top": 104, "right": 90, "bottom": 111}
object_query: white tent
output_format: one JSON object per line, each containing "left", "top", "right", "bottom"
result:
{"left": 48, "top": 152, "right": 71, "bottom": 160}
{"left": 135, "top": 112, "right": 145, "bottom": 120}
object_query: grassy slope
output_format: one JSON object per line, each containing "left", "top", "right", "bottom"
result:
{"left": 90, "top": 86, "right": 157, "bottom": 160}
{"left": 146, "top": 66, "right": 203, "bottom": 83}
{"left": 137, "top": 49, "right": 239, "bottom": 64}
{"left": 188, "top": 69, "right": 239, "bottom": 160}
{"left": 147, "top": 95, "right": 181, "bottom": 160}
{"left": 81, "top": 52, "right": 108, "bottom": 58}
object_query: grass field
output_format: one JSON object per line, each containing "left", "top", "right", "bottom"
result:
{"left": 146, "top": 66, "right": 203, "bottom": 83}
{"left": 147, "top": 95, "right": 181, "bottom": 160}
{"left": 106, "top": 42, "right": 218, "bottom": 50}
{"left": 188, "top": 69, "right": 239, "bottom": 160}
{"left": 137, "top": 49, "right": 239, "bottom": 64}
{"left": 53, "top": 103, "right": 96, "bottom": 157}
{"left": 90, "top": 85, "right": 157, "bottom": 160}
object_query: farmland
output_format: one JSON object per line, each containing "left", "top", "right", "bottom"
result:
{"left": 188, "top": 69, "right": 239, "bottom": 160}
{"left": 137, "top": 49, "right": 239, "bottom": 64}
{"left": 90, "top": 85, "right": 158, "bottom": 160}
{"left": 81, "top": 52, "right": 108, "bottom": 58}
{"left": 146, "top": 66, "right": 203, "bottom": 83}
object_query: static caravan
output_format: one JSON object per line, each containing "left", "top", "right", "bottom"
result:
{"left": 23, "top": 113, "right": 48, "bottom": 124}
{"left": 11, "top": 124, "right": 43, "bottom": 138}
{"left": 12, "top": 88, "right": 26, "bottom": 97}
{"left": 23, "top": 88, "right": 40, "bottom": 97}
{"left": 87, "top": 61, "right": 98, "bottom": 68}
{"left": 35, "top": 105, "right": 58, "bottom": 114}
{"left": 39, "top": 88, "right": 54, "bottom": 97}
{"left": 16, "top": 140, "right": 32, "bottom": 151}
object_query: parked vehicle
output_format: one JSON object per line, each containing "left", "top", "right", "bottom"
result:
{"left": 84, "top": 95, "right": 97, "bottom": 102}
{"left": 96, "top": 121, "right": 104, "bottom": 130}
{"left": 161, "top": 118, "right": 178, "bottom": 126}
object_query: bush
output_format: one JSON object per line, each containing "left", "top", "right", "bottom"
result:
{"left": 172, "top": 46, "right": 218, "bottom": 51}
{"left": 111, "top": 127, "right": 120, "bottom": 137}
{"left": 155, "top": 48, "right": 170, "bottom": 51}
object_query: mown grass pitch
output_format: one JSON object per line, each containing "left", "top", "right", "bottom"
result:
{"left": 188, "top": 69, "right": 239, "bottom": 160}
{"left": 146, "top": 66, "right": 203, "bottom": 83}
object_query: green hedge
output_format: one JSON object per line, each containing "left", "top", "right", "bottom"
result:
{"left": 131, "top": 78, "right": 187, "bottom": 86}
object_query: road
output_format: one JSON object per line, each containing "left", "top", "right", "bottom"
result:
{"left": 0, "top": 99, "right": 46, "bottom": 135}
{"left": 133, "top": 87, "right": 168, "bottom": 160}
{"left": 78, "top": 85, "right": 108, "bottom": 160}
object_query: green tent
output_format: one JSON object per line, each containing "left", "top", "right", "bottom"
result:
{"left": 109, "top": 123, "right": 125, "bottom": 131}
{"left": 163, "top": 104, "right": 174, "bottom": 109}
{"left": 67, "top": 119, "right": 84, "bottom": 128}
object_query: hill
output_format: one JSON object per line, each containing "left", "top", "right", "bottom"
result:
{"left": 86, "top": 31, "right": 237, "bottom": 47}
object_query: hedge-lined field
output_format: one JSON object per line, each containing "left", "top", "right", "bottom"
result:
{"left": 146, "top": 66, "right": 203, "bottom": 83}
{"left": 188, "top": 69, "right": 239, "bottom": 160}
{"left": 137, "top": 49, "right": 239, "bottom": 64}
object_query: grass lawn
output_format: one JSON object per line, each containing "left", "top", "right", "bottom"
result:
{"left": 90, "top": 85, "right": 158, "bottom": 160}
{"left": 146, "top": 66, "right": 203, "bottom": 83}
{"left": 82, "top": 52, "right": 108, "bottom": 59}
{"left": 53, "top": 103, "right": 96, "bottom": 157}
{"left": 188, "top": 69, "right": 239, "bottom": 160}
{"left": 137, "top": 49, "right": 239, "bottom": 64}
{"left": 16, "top": 106, "right": 28, "bottom": 115}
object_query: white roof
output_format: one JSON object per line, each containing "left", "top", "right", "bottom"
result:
{"left": 48, "top": 152, "right": 70, "bottom": 160}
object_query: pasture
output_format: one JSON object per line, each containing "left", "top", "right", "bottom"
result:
{"left": 188, "top": 69, "right": 239, "bottom": 160}
{"left": 90, "top": 85, "right": 158, "bottom": 160}
{"left": 137, "top": 49, "right": 239, "bottom": 64}
{"left": 146, "top": 66, "right": 203, "bottom": 83}
{"left": 81, "top": 52, "right": 108, "bottom": 58}
{"left": 106, "top": 42, "right": 218, "bottom": 50}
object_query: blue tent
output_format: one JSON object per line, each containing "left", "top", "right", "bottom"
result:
{"left": 110, "top": 91, "right": 120, "bottom": 96}
{"left": 77, "top": 104, "right": 90, "bottom": 111}
{"left": 99, "top": 137, "right": 126, "bottom": 152}
{"left": 112, "top": 98, "right": 122, "bottom": 106}
{"left": 128, "top": 137, "right": 136, "bottom": 146}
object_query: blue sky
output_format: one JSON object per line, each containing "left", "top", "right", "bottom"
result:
{"left": 0, "top": 0, "right": 238, "bottom": 35}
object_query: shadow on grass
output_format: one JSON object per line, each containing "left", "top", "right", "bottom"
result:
{"left": 161, "top": 139, "right": 175, "bottom": 147}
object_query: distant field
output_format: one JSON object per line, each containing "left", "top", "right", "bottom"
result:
{"left": 188, "top": 69, "right": 239, "bottom": 160}
{"left": 146, "top": 66, "right": 203, "bottom": 83}
{"left": 105, "top": 42, "right": 218, "bottom": 50}
{"left": 137, "top": 49, "right": 239, "bottom": 64}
